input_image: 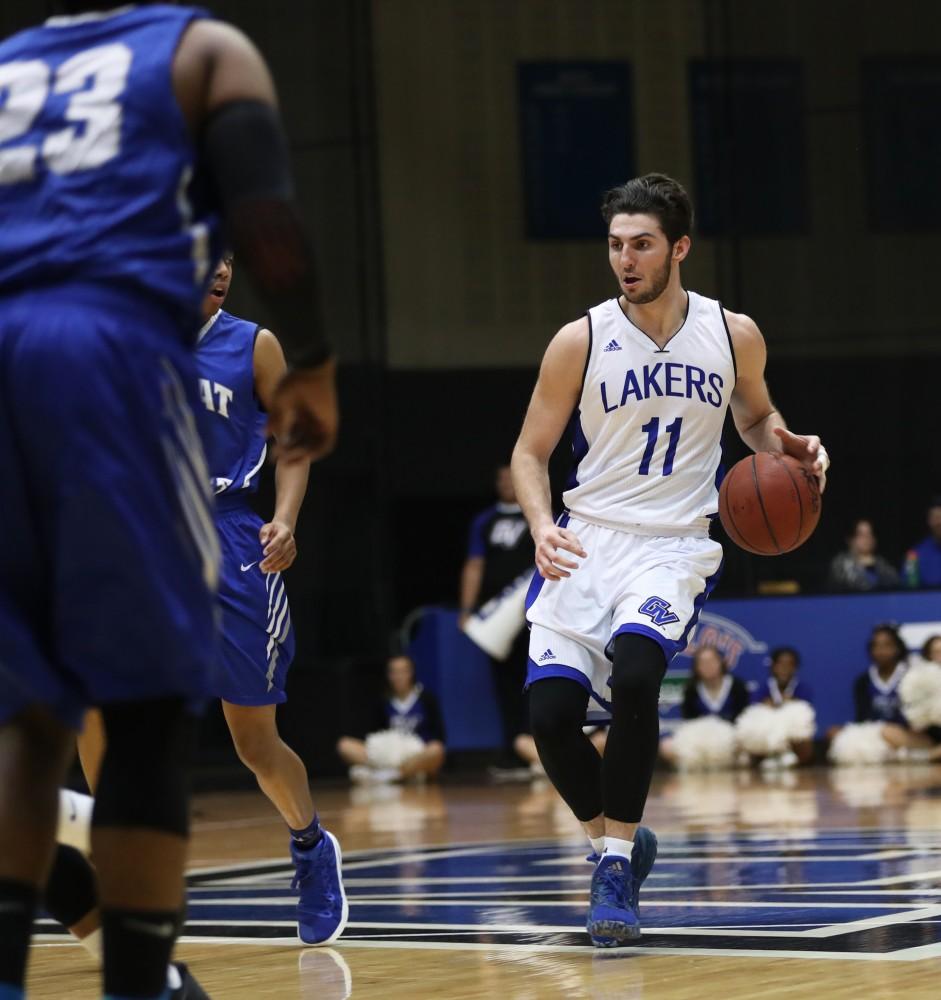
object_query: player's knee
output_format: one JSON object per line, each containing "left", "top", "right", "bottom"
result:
{"left": 610, "top": 634, "right": 667, "bottom": 707}
{"left": 93, "top": 698, "right": 192, "bottom": 837}
{"left": 230, "top": 724, "right": 279, "bottom": 773}
{"left": 529, "top": 679, "right": 588, "bottom": 743}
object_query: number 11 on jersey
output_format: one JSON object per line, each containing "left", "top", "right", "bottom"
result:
{"left": 639, "top": 417, "right": 683, "bottom": 476}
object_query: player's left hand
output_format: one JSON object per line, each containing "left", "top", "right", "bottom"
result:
{"left": 259, "top": 519, "right": 297, "bottom": 573}
{"left": 773, "top": 427, "right": 830, "bottom": 493}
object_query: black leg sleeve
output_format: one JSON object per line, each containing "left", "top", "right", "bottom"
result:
{"left": 529, "top": 678, "right": 602, "bottom": 822}
{"left": 603, "top": 634, "right": 667, "bottom": 824}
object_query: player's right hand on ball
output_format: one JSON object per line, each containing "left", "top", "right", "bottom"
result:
{"left": 267, "top": 357, "right": 338, "bottom": 463}
{"left": 534, "top": 523, "right": 587, "bottom": 581}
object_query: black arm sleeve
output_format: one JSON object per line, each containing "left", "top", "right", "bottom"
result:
{"left": 200, "top": 100, "right": 331, "bottom": 369}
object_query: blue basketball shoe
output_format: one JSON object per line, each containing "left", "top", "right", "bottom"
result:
{"left": 587, "top": 854, "right": 639, "bottom": 946}
{"left": 586, "top": 826, "right": 658, "bottom": 946}
{"left": 291, "top": 830, "right": 349, "bottom": 945}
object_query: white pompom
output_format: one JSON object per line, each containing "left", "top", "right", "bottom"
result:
{"left": 735, "top": 704, "right": 787, "bottom": 756}
{"left": 828, "top": 722, "right": 891, "bottom": 766}
{"left": 776, "top": 699, "right": 817, "bottom": 741}
{"left": 899, "top": 662, "right": 941, "bottom": 731}
{"left": 671, "top": 716, "right": 737, "bottom": 771}
{"left": 364, "top": 729, "right": 426, "bottom": 768}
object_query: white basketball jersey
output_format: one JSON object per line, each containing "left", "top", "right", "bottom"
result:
{"left": 562, "top": 291, "right": 736, "bottom": 533}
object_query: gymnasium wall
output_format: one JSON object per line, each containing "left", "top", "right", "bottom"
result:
{"left": 372, "top": 0, "right": 941, "bottom": 366}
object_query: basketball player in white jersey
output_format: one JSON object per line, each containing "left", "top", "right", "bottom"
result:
{"left": 511, "top": 174, "right": 829, "bottom": 947}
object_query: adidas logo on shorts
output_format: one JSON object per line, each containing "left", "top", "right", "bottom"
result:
{"left": 603, "top": 339, "right": 622, "bottom": 352}
{"left": 538, "top": 648, "right": 556, "bottom": 662}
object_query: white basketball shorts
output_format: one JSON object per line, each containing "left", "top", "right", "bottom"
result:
{"left": 525, "top": 514, "right": 723, "bottom": 715}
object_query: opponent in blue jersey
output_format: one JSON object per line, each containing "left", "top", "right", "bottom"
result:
{"left": 0, "top": 5, "right": 338, "bottom": 998}
{"left": 197, "top": 256, "right": 347, "bottom": 942}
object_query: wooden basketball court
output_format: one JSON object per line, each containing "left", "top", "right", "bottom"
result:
{"left": 28, "top": 766, "right": 941, "bottom": 998}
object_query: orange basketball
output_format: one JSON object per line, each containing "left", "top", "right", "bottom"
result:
{"left": 718, "top": 452, "right": 822, "bottom": 556}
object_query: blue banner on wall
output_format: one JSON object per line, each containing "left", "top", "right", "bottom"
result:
{"left": 518, "top": 61, "right": 634, "bottom": 239}
{"left": 410, "top": 591, "right": 941, "bottom": 750}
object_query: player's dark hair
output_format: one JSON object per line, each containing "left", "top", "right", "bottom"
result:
{"left": 927, "top": 496, "right": 941, "bottom": 511}
{"left": 920, "top": 635, "right": 941, "bottom": 661}
{"left": 770, "top": 646, "right": 801, "bottom": 667}
{"left": 868, "top": 623, "right": 907, "bottom": 664}
{"left": 601, "top": 173, "right": 693, "bottom": 245}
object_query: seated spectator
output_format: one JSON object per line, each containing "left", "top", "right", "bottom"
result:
{"left": 681, "top": 646, "right": 750, "bottom": 722}
{"left": 756, "top": 647, "right": 814, "bottom": 705}
{"left": 902, "top": 499, "right": 941, "bottom": 588}
{"left": 744, "top": 647, "right": 816, "bottom": 766}
{"left": 830, "top": 624, "right": 941, "bottom": 764}
{"left": 922, "top": 635, "right": 941, "bottom": 665}
{"left": 661, "top": 647, "right": 749, "bottom": 766}
{"left": 828, "top": 519, "right": 899, "bottom": 592}
{"left": 853, "top": 624, "right": 909, "bottom": 727}
{"left": 337, "top": 654, "right": 446, "bottom": 784}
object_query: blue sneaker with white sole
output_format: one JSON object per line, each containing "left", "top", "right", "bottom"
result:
{"left": 586, "top": 855, "right": 639, "bottom": 947}
{"left": 585, "top": 826, "right": 658, "bottom": 946}
{"left": 291, "top": 830, "right": 349, "bottom": 945}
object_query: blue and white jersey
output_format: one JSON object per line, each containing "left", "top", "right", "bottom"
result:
{"left": 195, "top": 310, "right": 267, "bottom": 498}
{"left": 862, "top": 664, "right": 907, "bottom": 724}
{"left": 563, "top": 291, "right": 735, "bottom": 533}
{"left": 760, "top": 677, "right": 815, "bottom": 706}
{"left": 0, "top": 5, "right": 220, "bottom": 331}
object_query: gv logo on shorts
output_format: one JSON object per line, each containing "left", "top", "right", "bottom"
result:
{"left": 638, "top": 596, "right": 680, "bottom": 627}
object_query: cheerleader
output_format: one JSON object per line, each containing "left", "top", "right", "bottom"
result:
{"left": 660, "top": 647, "right": 749, "bottom": 768}
{"left": 756, "top": 647, "right": 814, "bottom": 706}
{"left": 830, "top": 624, "right": 941, "bottom": 765}
{"left": 337, "top": 654, "right": 447, "bottom": 783}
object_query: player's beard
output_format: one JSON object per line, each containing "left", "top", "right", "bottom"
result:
{"left": 625, "top": 250, "right": 672, "bottom": 305}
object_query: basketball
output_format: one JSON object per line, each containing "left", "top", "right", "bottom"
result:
{"left": 719, "top": 452, "right": 822, "bottom": 555}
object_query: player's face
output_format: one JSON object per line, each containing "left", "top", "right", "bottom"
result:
{"left": 926, "top": 638, "right": 941, "bottom": 664}
{"left": 607, "top": 214, "right": 678, "bottom": 305}
{"left": 771, "top": 653, "right": 798, "bottom": 685}
{"left": 201, "top": 257, "right": 233, "bottom": 319}
{"left": 387, "top": 656, "right": 415, "bottom": 696}
{"left": 695, "top": 648, "right": 723, "bottom": 682}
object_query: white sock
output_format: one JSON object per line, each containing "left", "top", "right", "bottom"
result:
{"left": 78, "top": 928, "right": 102, "bottom": 961}
{"left": 589, "top": 835, "right": 605, "bottom": 856}
{"left": 167, "top": 963, "right": 183, "bottom": 990}
{"left": 603, "top": 836, "right": 634, "bottom": 861}
{"left": 58, "top": 788, "right": 94, "bottom": 855}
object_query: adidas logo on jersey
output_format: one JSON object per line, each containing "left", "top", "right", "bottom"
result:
{"left": 538, "top": 648, "right": 556, "bottom": 662}
{"left": 603, "top": 339, "right": 622, "bottom": 352}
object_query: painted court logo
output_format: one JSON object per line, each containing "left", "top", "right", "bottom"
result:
{"left": 538, "top": 648, "right": 556, "bottom": 662}
{"left": 638, "top": 596, "right": 680, "bottom": 627}
{"left": 603, "top": 339, "right": 622, "bottom": 352}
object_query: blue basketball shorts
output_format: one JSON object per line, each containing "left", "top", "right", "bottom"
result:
{"left": 0, "top": 286, "right": 220, "bottom": 729}
{"left": 214, "top": 500, "right": 295, "bottom": 706}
